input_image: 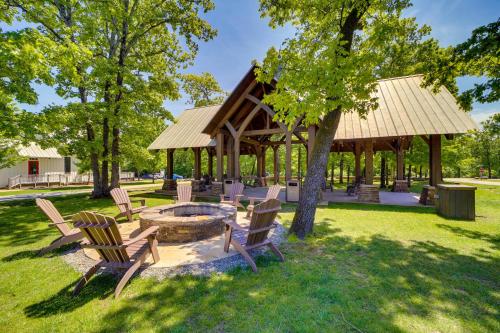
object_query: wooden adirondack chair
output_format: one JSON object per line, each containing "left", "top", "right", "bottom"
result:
{"left": 223, "top": 199, "right": 284, "bottom": 272}
{"left": 246, "top": 184, "right": 282, "bottom": 217}
{"left": 72, "top": 211, "right": 160, "bottom": 298}
{"left": 220, "top": 182, "right": 245, "bottom": 210}
{"left": 36, "top": 198, "right": 84, "bottom": 255}
{"left": 174, "top": 183, "right": 195, "bottom": 203}
{"left": 110, "top": 188, "right": 147, "bottom": 222}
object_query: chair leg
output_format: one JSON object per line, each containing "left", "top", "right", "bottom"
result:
{"left": 246, "top": 207, "right": 253, "bottom": 218}
{"left": 267, "top": 242, "right": 285, "bottom": 262}
{"left": 148, "top": 237, "right": 160, "bottom": 263}
{"left": 232, "top": 241, "right": 258, "bottom": 273}
{"left": 126, "top": 211, "right": 133, "bottom": 223}
{"left": 73, "top": 263, "right": 100, "bottom": 296}
{"left": 115, "top": 259, "right": 143, "bottom": 298}
{"left": 223, "top": 226, "right": 232, "bottom": 253}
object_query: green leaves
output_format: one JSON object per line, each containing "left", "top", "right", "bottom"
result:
{"left": 182, "top": 72, "right": 227, "bottom": 107}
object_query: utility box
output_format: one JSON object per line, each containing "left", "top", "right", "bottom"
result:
{"left": 223, "top": 179, "right": 234, "bottom": 194}
{"left": 286, "top": 179, "right": 300, "bottom": 202}
{"left": 436, "top": 184, "right": 476, "bottom": 220}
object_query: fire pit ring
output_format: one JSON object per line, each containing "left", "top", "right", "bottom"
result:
{"left": 139, "top": 202, "right": 237, "bottom": 243}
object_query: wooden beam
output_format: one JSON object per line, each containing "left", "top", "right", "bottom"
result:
{"left": 354, "top": 142, "right": 361, "bottom": 178}
{"left": 242, "top": 128, "right": 285, "bottom": 136}
{"left": 365, "top": 140, "right": 374, "bottom": 185}
{"left": 216, "top": 80, "right": 257, "bottom": 133}
{"left": 216, "top": 132, "right": 224, "bottom": 181}
{"left": 245, "top": 94, "right": 288, "bottom": 131}
{"left": 234, "top": 137, "right": 240, "bottom": 180}
{"left": 429, "top": 134, "right": 442, "bottom": 186}
{"left": 420, "top": 135, "right": 430, "bottom": 145}
{"left": 193, "top": 147, "right": 201, "bottom": 180}
{"left": 225, "top": 121, "right": 237, "bottom": 138}
{"left": 273, "top": 146, "right": 279, "bottom": 184}
{"left": 444, "top": 134, "right": 454, "bottom": 140}
{"left": 227, "top": 137, "right": 234, "bottom": 178}
{"left": 207, "top": 149, "right": 213, "bottom": 178}
{"left": 236, "top": 104, "right": 263, "bottom": 138}
{"left": 396, "top": 138, "right": 405, "bottom": 180}
{"left": 285, "top": 132, "right": 292, "bottom": 180}
{"left": 262, "top": 140, "right": 302, "bottom": 146}
{"left": 166, "top": 149, "right": 174, "bottom": 179}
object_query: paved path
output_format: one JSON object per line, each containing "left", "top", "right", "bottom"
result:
{"left": 244, "top": 187, "right": 422, "bottom": 207}
{"left": 445, "top": 178, "right": 500, "bottom": 186}
{"left": 0, "top": 183, "right": 162, "bottom": 203}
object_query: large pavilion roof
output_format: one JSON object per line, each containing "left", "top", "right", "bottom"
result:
{"left": 148, "top": 105, "right": 219, "bottom": 150}
{"left": 149, "top": 67, "right": 478, "bottom": 151}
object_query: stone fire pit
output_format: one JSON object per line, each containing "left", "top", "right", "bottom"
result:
{"left": 139, "top": 202, "right": 236, "bottom": 243}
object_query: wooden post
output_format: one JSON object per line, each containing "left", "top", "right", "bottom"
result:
{"left": 216, "top": 132, "right": 224, "bottom": 181}
{"left": 234, "top": 137, "right": 240, "bottom": 180}
{"left": 429, "top": 134, "right": 442, "bottom": 186}
{"left": 354, "top": 142, "right": 361, "bottom": 179}
{"left": 261, "top": 146, "right": 267, "bottom": 178}
{"left": 365, "top": 140, "right": 374, "bottom": 185}
{"left": 285, "top": 131, "right": 292, "bottom": 180}
{"left": 166, "top": 148, "right": 174, "bottom": 179}
{"left": 256, "top": 146, "right": 262, "bottom": 182}
{"left": 227, "top": 137, "right": 234, "bottom": 178}
{"left": 307, "top": 125, "right": 315, "bottom": 163}
{"left": 273, "top": 146, "right": 280, "bottom": 184}
{"left": 207, "top": 149, "right": 213, "bottom": 178}
{"left": 193, "top": 147, "right": 201, "bottom": 180}
{"left": 396, "top": 138, "right": 404, "bottom": 180}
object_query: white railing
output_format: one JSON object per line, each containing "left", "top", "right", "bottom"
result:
{"left": 8, "top": 175, "right": 21, "bottom": 189}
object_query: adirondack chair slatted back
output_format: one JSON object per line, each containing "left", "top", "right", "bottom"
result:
{"left": 36, "top": 198, "right": 72, "bottom": 235}
{"left": 247, "top": 199, "right": 281, "bottom": 245}
{"left": 177, "top": 183, "right": 192, "bottom": 203}
{"left": 265, "top": 184, "right": 281, "bottom": 201}
{"left": 110, "top": 188, "right": 132, "bottom": 214}
{"left": 73, "top": 211, "right": 129, "bottom": 263}
{"left": 228, "top": 182, "right": 244, "bottom": 201}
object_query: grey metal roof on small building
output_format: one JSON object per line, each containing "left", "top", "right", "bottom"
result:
{"left": 148, "top": 105, "right": 220, "bottom": 150}
{"left": 334, "top": 75, "right": 478, "bottom": 140}
{"left": 18, "top": 143, "right": 62, "bottom": 158}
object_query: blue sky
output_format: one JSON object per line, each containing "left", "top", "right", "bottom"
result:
{"left": 8, "top": 0, "right": 500, "bottom": 124}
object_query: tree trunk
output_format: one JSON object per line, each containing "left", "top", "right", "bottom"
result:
{"left": 419, "top": 165, "right": 422, "bottom": 179}
{"left": 407, "top": 164, "right": 412, "bottom": 188}
{"left": 380, "top": 154, "right": 386, "bottom": 188}
{"left": 339, "top": 154, "right": 344, "bottom": 183}
{"left": 290, "top": 110, "right": 342, "bottom": 238}
{"left": 347, "top": 165, "right": 351, "bottom": 183}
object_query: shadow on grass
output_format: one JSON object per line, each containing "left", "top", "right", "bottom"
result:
{"left": 20, "top": 220, "right": 495, "bottom": 332}
{"left": 437, "top": 224, "right": 500, "bottom": 250}
{"left": 24, "top": 275, "right": 116, "bottom": 318}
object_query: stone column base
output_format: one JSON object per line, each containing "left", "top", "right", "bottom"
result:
{"left": 393, "top": 180, "right": 409, "bottom": 192}
{"left": 358, "top": 184, "right": 380, "bottom": 203}
{"left": 162, "top": 179, "right": 177, "bottom": 191}
{"left": 419, "top": 185, "right": 436, "bottom": 205}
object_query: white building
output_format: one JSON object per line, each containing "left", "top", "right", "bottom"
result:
{"left": 0, "top": 143, "right": 83, "bottom": 188}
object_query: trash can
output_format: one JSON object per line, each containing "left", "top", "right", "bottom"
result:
{"left": 223, "top": 179, "right": 234, "bottom": 194}
{"left": 436, "top": 184, "right": 476, "bottom": 220}
{"left": 286, "top": 179, "right": 300, "bottom": 202}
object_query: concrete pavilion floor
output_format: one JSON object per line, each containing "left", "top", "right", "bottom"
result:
{"left": 243, "top": 186, "right": 422, "bottom": 206}
{"left": 83, "top": 211, "right": 281, "bottom": 268}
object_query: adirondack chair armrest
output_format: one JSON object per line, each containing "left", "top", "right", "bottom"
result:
{"left": 61, "top": 214, "right": 74, "bottom": 219}
{"left": 48, "top": 221, "right": 70, "bottom": 227}
{"left": 124, "top": 226, "right": 159, "bottom": 247}
{"left": 224, "top": 221, "right": 248, "bottom": 232}
{"left": 247, "top": 197, "right": 264, "bottom": 205}
{"left": 235, "top": 194, "right": 244, "bottom": 202}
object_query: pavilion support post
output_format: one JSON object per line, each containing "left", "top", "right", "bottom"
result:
{"left": 227, "top": 137, "right": 234, "bottom": 178}
{"left": 354, "top": 142, "right": 361, "bottom": 180}
{"left": 396, "top": 138, "right": 405, "bottom": 180}
{"left": 255, "top": 146, "right": 263, "bottom": 184}
{"left": 234, "top": 137, "right": 240, "bottom": 180}
{"left": 429, "top": 134, "right": 442, "bottom": 186}
{"left": 193, "top": 147, "right": 201, "bottom": 180}
{"left": 365, "top": 140, "right": 374, "bottom": 185}
{"left": 261, "top": 146, "right": 267, "bottom": 185}
{"left": 166, "top": 148, "right": 174, "bottom": 179}
{"left": 273, "top": 146, "right": 280, "bottom": 184}
{"left": 207, "top": 149, "right": 213, "bottom": 178}
{"left": 216, "top": 132, "right": 224, "bottom": 181}
{"left": 307, "top": 125, "right": 316, "bottom": 163}
{"left": 285, "top": 131, "right": 292, "bottom": 180}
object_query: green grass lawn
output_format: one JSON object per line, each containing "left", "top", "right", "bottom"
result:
{"left": 0, "top": 180, "right": 162, "bottom": 197}
{"left": 0, "top": 185, "right": 498, "bottom": 332}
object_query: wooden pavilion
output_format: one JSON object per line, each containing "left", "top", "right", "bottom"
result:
{"left": 149, "top": 65, "right": 478, "bottom": 193}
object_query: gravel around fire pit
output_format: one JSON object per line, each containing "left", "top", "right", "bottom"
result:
{"left": 61, "top": 221, "right": 286, "bottom": 281}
